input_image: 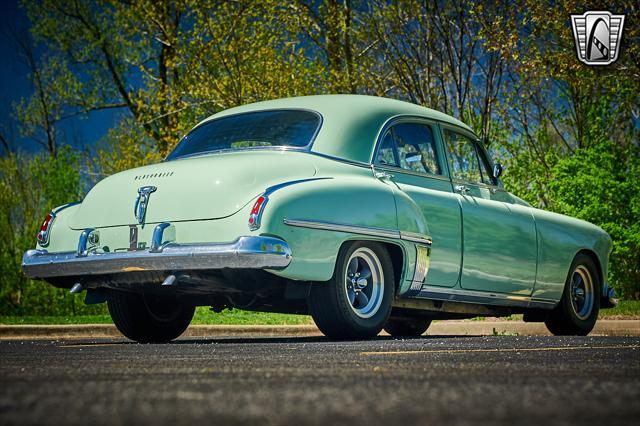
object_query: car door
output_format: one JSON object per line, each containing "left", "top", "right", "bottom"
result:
{"left": 374, "top": 120, "right": 462, "bottom": 288}
{"left": 441, "top": 126, "right": 537, "bottom": 296}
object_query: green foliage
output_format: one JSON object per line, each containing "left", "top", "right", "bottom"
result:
{"left": 0, "top": 147, "right": 106, "bottom": 315}
{"left": 2, "top": 0, "right": 638, "bottom": 319}
{"left": 547, "top": 140, "right": 640, "bottom": 299}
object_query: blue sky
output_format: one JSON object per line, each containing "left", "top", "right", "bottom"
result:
{"left": 0, "top": 0, "right": 118, "bottom": 153}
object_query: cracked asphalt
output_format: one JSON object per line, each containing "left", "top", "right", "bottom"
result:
{"left": 1, "top": 335, "right": 638, "bottom": 426}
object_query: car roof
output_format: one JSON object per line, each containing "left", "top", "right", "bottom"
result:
{"left": 198, "top": 94, "right": 476, "bottom": 164}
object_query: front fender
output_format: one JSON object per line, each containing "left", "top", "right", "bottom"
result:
{"left": 532, "top": 208, "right": 613, "bottom": 302}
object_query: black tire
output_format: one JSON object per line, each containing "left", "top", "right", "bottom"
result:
{"left": 308, "top": 241, "right": 394, "bottom": 340}
{"left": 545, "top": 253, "right": 601, "bottom": 336}
{"left": 384, "top": 317, "right": 432, "bottom": 337}
{"left": 107, "top": 291, "right": 195, "bottom": 343}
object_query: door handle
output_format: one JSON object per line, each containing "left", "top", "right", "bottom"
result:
{"left": 454, "top": 184, "right": 469, "bottom": 194}
{"left": 374, "top": 170, "right": 394, "bottom": 180}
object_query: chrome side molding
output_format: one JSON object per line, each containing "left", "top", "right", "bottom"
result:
{"left": 284, "top": 218, "right": 399, "bottom": 239}
{"left": 399, "top": 231, "right": 433, "bottom": 246}
{"left": 415, "top": 285, "right": 558, "bottom": 310}
{"left": 283, "top": 218, "right": 432, "bottom": 246}
{"left": 410, "top": 245, "right": 431, "bottom": 291}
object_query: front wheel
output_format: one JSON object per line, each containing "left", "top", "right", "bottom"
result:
{"left": 308, "top": 241, "right": 394, "bottom": 340}
{"left": 107, "top": 291, "right": 195, "bottom": 343}
{"left": 545, "top": 254, "right": 600, "bottom": 336}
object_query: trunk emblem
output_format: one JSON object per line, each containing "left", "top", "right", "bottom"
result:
{"left": 134, "top": 186, "right": 157, "bottom": 224}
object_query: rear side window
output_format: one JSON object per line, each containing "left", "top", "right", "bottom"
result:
{"left": 393, "top": 123, "right": 441, "bottom": 175}
{"left": 443, "top": 130, "right": 483, "bottom": 184}
{"left": 375, "top": 122, "right": 442, "bottom": 176}
{"left": 167, "top": 110, "right": 321, "bottom": 160}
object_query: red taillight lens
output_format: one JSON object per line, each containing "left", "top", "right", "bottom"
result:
{"left": 248, "top": 195, "right": 268, "bottom": 230}
{"left": 37, "top": 212, "right": 55, "bottom": 246}
{"left": 40, "top": 214, "right": 53, "bottom": 232}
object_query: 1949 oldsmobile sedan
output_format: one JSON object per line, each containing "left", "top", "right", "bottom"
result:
{"left": 22, "top": 95, "right": 617, "bottom": 342}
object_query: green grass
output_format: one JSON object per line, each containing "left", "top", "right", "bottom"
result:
{"left": 599, "top": 300, "right": 640, "bottom": 319}
{"left": 1, "top": 301, "right": 637, "bottom": 325}
{"left": 0, "top": 307, "right": 313, "bottom": 325}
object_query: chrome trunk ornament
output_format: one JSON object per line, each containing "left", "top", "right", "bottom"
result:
{"left": 134, "top": 186, "right": 157, "bottom": 224}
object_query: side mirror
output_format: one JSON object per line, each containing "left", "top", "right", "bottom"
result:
{"left": 493, "top": 163, "right": 503, "bottom": 179}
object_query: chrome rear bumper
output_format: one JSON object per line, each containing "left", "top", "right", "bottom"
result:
{"left": 22, "top": 236, "right": 292, "bottom": 279}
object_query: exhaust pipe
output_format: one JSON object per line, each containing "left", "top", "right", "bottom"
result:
{"left": 70, "top": 282, "right": 84, "bottom": 294}
{"left": 162, "top": 274, "right": 177, "bottom": 286}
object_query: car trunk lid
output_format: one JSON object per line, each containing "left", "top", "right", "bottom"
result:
{"left": 69, "top": 151, "right": 317, "bottom": 229}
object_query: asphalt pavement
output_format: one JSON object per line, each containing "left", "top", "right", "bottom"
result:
{"left": 1, "top": 335, "right": 638, "bottom": 426}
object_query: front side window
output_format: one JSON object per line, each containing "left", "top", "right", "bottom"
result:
{"left": 167, "top": 110, "right": 321, "bottom": 160}
{"left": 476, "top": 146, "right": 496, "bottom": 185}
{"left": 443, "top": 130, "right": 483, "bottom": 183}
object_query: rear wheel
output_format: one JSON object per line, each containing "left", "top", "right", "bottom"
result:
{"left": 107, "top": 291, "right": 195, "bottom": 343}
{"left": 545, "top": 254, "right": 600, "bottom": 336}
{"left": 384, "top": 317, "right": 432, "bottom": 337}
{"left": 308, "top": 242, "right": 394, "bottom": 340}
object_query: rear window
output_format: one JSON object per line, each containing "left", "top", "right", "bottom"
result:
{"left": 167, "top": 110, "right": 321, "bottom": 160}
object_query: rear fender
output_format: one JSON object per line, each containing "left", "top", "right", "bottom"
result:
{"left": 260, "top": 172, "right": 426, "bottom": 289}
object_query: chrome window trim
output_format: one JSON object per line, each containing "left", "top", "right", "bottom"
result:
{"left": 170, "top": 146, "right": 312, "bottom": 162}
{"left": 309, "top": 151, "right": 372, "bottom": 168}
{"left": 373, "top": 164, "right": 452, "bottom": 183}
{"left": 167, "top": 108, "right": 324, "bottom": 161}
{"left": 415, "top": 285, "right": 558, "bottom": 310}
{"left": 371, "top": 116, "right": 448, "bottom": 179}
{"left": 283, "top": 218, "right": 432, "bottom": 246}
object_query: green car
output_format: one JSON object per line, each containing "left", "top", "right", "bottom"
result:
{"left": 22, "top": 95, "right": 617, "bottom": 341}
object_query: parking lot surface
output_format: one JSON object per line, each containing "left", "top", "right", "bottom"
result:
{"left": 1, "top": 335, "right": 638, "bottom": 426}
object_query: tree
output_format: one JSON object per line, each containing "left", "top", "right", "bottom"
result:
{"left": 6, "top": 0, "right": 639, "bottom": 309}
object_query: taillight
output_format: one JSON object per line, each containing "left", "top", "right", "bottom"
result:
{"left": 248, "top": 195, "right": 268, "bottom": 231}
{"left": 37, "top": 211, "right": 56, "bottom": 246}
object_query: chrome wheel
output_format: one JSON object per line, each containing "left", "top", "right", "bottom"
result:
{"left": 344, "top": 247, "right": 384, "bottom": 319}
{"left": 569, "top": 265, "right": 594, "bottom": 320}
